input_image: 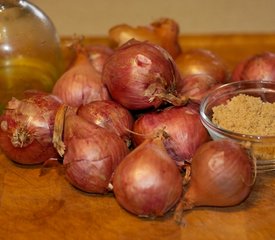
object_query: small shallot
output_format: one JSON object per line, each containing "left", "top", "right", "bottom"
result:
{"left": 0, "top": 91, "right": 61, "bottom": 164}
{"left": 133, "top": 106, "right": 210, "bottom": 167}
{"left": 52, "top": 46, "right": 110, "bottom": 107}
{"left": 77, "top": 100, "right": 134, "bottom": 146}
{"left": 174, "top": 139, "right": 255, "bottom": 225}
{"left": 112, "top": 133, "right": 183, "bottom": 217}
{"left": 177, "top": 74, "right": 222, "bottom": 104}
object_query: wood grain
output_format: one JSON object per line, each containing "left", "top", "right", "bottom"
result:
{"left": 1, "top": 33, "right": 275, "bottom": 240}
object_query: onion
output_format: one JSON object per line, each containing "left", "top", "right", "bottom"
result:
{"left": 77, "top": 100, "right": 134, "bottom": 146}
{"left": 177, "top": 74, "right": 222, "bottom": 104}
{"left": 132, "top": 106, "right": 210, "bottom": 167}
{"left": 175, "top": 49, "right": 229, "bottom": 83}
{"left": 112, "top": 134, "right": 183, "bottom": 217}
{"left": 174, "top": 139, "right": 255, "bottom": 225}
{"left": 108, "top": 18, "right": 182, "bottom": 59}
{"left": 231, "top": 52, "right": 275, "bottom": 82}
{"left": 0, "top": 91, "right": 62, "bottom": 164}
{"left": 60, "top": 114, "right": 129, "bottom": 194}
{"left": 102, "top": 39, "right": 185, "bottom": 111}
{"left": 86, "top": 44, "right": 114, "bottom": 73}
{"left": 52, "top": 46, "right": 110, "bottom": 107}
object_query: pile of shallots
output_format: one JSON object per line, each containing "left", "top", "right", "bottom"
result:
{"left": 2, "top": 17, "right": 272, "bottom": 225}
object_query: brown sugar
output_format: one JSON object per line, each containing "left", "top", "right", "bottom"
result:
{"left": 212, "top": 94, "right": 275, "bottom": 136}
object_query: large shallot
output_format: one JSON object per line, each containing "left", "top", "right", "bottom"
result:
{"left": 102, "top": 39, "right": 185, "bottom": 111}
{"left": 59, "top": 113, "right": 129, "bottom": 194}
{"left": 174, "top": 139, "right": 255, "bottom": 225}
{"left": 112, "top": 133, "right": 183, "bottom": 217}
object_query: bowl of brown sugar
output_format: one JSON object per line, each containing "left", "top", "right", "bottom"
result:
{"left": 200, "top": 80, "right": 275, "bottom": 161}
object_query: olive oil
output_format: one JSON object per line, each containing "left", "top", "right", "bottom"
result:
{"left": 0, "top": 57, "right": 60, "bottom": 112}
{"left": 0, "top": 0, "right": 64, "bottom": 113}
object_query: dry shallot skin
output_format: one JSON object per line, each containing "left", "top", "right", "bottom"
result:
{"left": 77, "top": 100, "right": 134, "bottom": 145}
{"left": 102, "top": 39, "right": 183, "bottom": 111}
{"left": 230, "top": 52, "right": 275, "bottom": 82}
{"left": 184, "top": 140, "right": 254, "bottom": 209}
{"left": 108, "top": 18, "right": 182, "bottom": 59}
{"left": 112, "top": 136, "right": 183, "bottom": 218}
{"left": 175, "top": 48, "right": 229, "bottom": 84}
{"left": 0, "top": 91, "right": 62, "bottom": 164}
{"left": 133, "top": 106, "right": 210, "bottom": 166}
{"left": 63, "top": 115, "right": 129, "bottom": 194}
{"left": 52, "top": 47, "right": 110, "bottom": 108}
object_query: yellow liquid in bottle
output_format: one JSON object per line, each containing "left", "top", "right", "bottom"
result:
{"left": 0, "top": 57, "right": 61, "bottom": 112}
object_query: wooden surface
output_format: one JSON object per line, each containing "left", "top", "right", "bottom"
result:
{"left": 1, "top": 33, "right": 275, "bottom": 240}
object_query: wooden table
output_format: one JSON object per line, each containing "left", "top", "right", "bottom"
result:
{"left": 1, "top": 34, "right": 275, "bottom": 240}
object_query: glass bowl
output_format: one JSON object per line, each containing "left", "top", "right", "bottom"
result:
{"left": 200, "top": 80, "right": 275, "bottom": 161}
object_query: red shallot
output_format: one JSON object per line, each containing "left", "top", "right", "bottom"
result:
{"left": 0, "top": 91, "right": 62, "bottom": 164}
{"left": 112, "top": 133, "right": 183, "bottom": 217}
{"left": 52, "top": 46, "right": 110, "bottom": 107}
{"left": 77, "top": 100, "right": 134, "bottom": 146}
{"left": 177, "top": 74, "right": 222, "bottom": 104}
{"left": 61, "top": 114, "right": 129, "bottom": 193}
{"left": 133, "top": 106, "right": 210, "bottom": 167}
{"left": 102, "top": 39, "right": 185, "bottom": 110}
{"left": 174, "top": 139, "right": 255, "bottom": 225}
{"left": 175, "top": 49, "right": 229, "bottom": 83}
{"left": 231, "top": 51, "right": 275, "bottom": 82}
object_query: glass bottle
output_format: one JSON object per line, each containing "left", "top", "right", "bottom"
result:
{"left": 0, "top": 0, "right": 64, "bottom": 111}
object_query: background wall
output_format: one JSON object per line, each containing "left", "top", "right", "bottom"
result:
{"left": 31, "top": 0, "right": 275, "bottom": 36}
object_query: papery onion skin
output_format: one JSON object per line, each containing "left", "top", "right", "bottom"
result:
{"left": 63, "top": 115, "right": 129, "bottom": 194}
{"left": 133, "top": 106, "right": 210, "bottom": 166}
{"left": 77, "top": 100, "right": 134, "bottom": 145}
{"left": 112, "top": 136, "right": 183, "bottom": 217}
{"left": 52, "top": 48, "right": 110, "bottom": 107}
{"left": 175, "top": 49, "right": 229, "bottom": 83}
{"left": 183, "top": 139, "right": 254, "bottom": 209}
{"left": 102, "top": 39, "right": 183, "bottom": 110}
{"left": 231, "top": 52, "right": 275, "bottom": 82}
{"left": 0, "top": 91, "right": 62, "bottom": 164}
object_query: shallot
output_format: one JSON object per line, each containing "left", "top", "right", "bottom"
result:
{"left": 52, "top": 46, "right": 110, "bottom": 107}
{"left": 231, "top": 51, "right": 275, "bottom": 82}
{"left": 177, "top": 74, "right": 222, "bottom": 104}
{"left": 174, "top": 139, "right": 255, "bottom": 225}
{"left": 0, "top": 91, "right": 62, "bottom": 164}
{"left": 112, "top": 133, "right": 183, "bottom": 217}
{"left": 77, "top": 100, "right": 134, "bottom": 146}
{"left": 175, "top": 49, "right": 229, "bottom": 83}
{"left": 61, "top": 114, "right": 129, "bottom": 193}
{"left": 102, "top": 39, "right": 185, "bottom": 110}
{"left": 133, "top": 106, "right": 210, "bottom": 167}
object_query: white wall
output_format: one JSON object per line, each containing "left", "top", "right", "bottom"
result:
{"left": 31, "top": 0, "right": 275, "bottom": 36}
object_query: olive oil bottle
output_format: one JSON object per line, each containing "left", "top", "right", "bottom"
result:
{"left": 0, "top": 0, "right": 64, "bottom": 112}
